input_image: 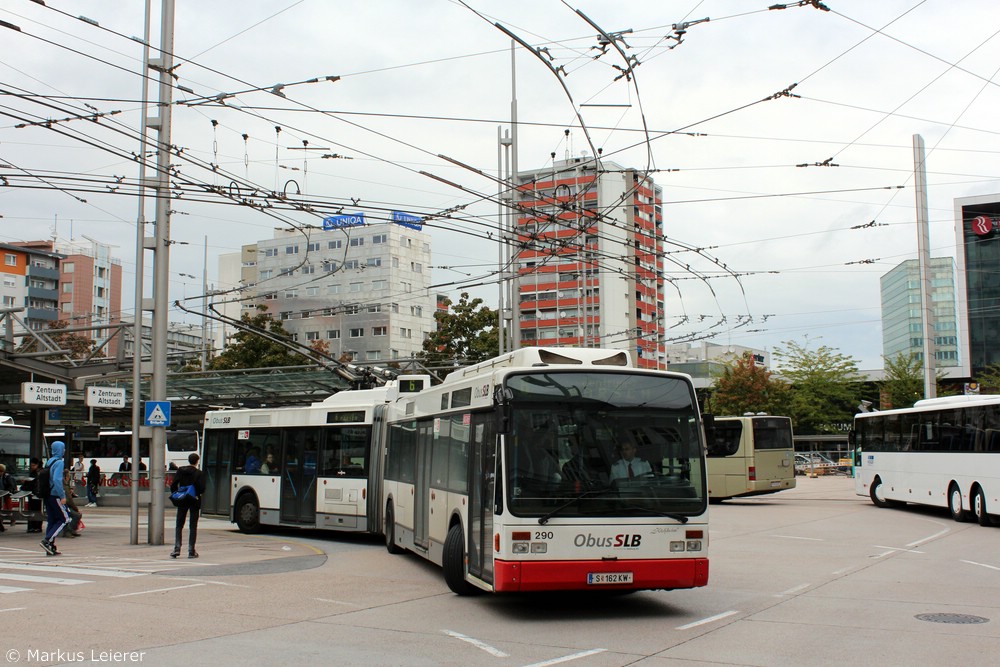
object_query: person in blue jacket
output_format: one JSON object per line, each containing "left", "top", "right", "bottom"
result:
{"left": 41, "top": 440, "right": 71, "bottom": 556}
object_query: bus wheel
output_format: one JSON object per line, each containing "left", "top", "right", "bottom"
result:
{"left": 443, "top": 524, "right": 479, "bottom": 596}
{"left": 973, "top": 487, "right": 991, "bottom": 527}
{"left": 948, "top": 483, "right": 967, "bottom": 522}
{"left": 235, "top": 494, "right": 262, "bottom": 534}
{"left": 869, "top": 477, "right": 889, "bottom": 508}
{"left": 385, "top": 502, "right": 403, "bottom": 554}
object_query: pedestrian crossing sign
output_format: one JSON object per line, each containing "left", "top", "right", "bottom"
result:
{"left": 144, "top": 400, "right": 171, "bottom": 427}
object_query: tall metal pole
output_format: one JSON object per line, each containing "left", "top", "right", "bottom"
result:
{"left": 201, "top": 235, "right": 208, "bottom": 370}
{"left": 497, "top": 126, "right": 505, "bottom": 356}
{"left": 509, "top": 41, "right": 521, "bottom": 351}
{"left": 148, "top": 0, "right": 176, "bottom": 544}
{"left": 129, "top": 0, "right": 152, "bottom": 546}
{"left": 913, "top": 134, "right": 936, "bottom": 399}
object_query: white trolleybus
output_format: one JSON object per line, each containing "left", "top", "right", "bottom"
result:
{"left": 205, "top": 347, "right": 710, "bottom": 595}
{"left": 852, "top": 394, "right": 1000, "bottom": 526}
{"left": 706, "top": 415, "right": 796, "bottom": 501}
{"left": 382, "top": 347, "right": 709, "bottom": 595}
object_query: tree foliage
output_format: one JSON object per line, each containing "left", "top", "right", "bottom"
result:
{"left": 17, "top": 320, "right": 94, "bottom": 359}
{"left": 421, "top": 292, "right": 498, "bottom": 366}
{"left": 708, "top": 351, "right": 789, "bottom": 416}
{"left": 772, "top": 338, "right": 861, "bottom": 435}
{"left": 975, "top": 363, "right": 1000, "bottom": 394}
{"left": 879, "top": 353, "right": 925, "bottom": 410}
{"left": 208, "top": 306, "right": 309, "bottom": 370}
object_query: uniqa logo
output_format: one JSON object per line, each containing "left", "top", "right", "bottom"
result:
{"left": 574, "top": 533, "right": 642, "bottom": 548}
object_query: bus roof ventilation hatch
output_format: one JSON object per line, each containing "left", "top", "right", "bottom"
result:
{"left": 592, "top": 351, "right": 629, "bottom": 367}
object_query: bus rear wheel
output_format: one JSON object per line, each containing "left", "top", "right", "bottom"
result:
{"left": 948, "top": 483, "right": 968, "bottom": 522}
{"left": 443, "top": 524, "right": 479, "bottom": 596}
{"left": 385, "top": 502, "right": 403, "bottom": 554}
{"left": 235, "top": 494, "right": 261, "bottom": 534}
{"left": 869, "top": 477, "right": 889, "bottom": 508}
{"left": 973, "top": 487, "right": 991, "bottom": 527}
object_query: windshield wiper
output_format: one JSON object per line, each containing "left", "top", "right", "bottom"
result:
{"left": 538, "top": 487, "right": 612, "bottom": 525}
{"left": 610, "top": 503, "right": 689, "bottom": 523}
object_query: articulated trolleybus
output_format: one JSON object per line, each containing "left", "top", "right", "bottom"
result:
{"left": 384, "top": 347, "right": 709, "bottom": 595}
{"left": 853, "top": 394, "right": 1000, "bottom": 526}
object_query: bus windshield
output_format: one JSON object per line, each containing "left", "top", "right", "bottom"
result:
{"left": 504, "top": 371, "right": 707, "bottom": 519}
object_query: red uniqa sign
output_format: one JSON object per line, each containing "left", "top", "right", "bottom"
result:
{"left": 972, "top": 215, "right": 994, "bottom": 237}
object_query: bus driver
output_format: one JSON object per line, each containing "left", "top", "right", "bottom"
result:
{"left": 611, "top": 441, "right": 651, "bottom": 481}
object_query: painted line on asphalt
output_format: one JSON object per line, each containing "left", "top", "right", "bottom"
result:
{"left": 0, "top": 572, "right": 90, "bottom": 586}
{"left": 676, "top": 610, "right": 739, "bottom": 630}
{"left": 521, "top": 648, "right": 607, "bottom": 666}
{"left": 776, "top": 583, "right": 810, "bottom": 596}
{"left": 0, "top": 562, "right": 143, "bottom": 578}
{"left": 961, "top": 559, "right": 1000, "bottom": 571}
{"left": 443, "top": 630, "right": 509, "bottom": 658}
{"left": 110, "top": 583, "right": 205, "bottom": 598}
{"left": 873, "top": 545, "right": 924, "bottom": 554}
{"left": 314, "top": 598, "right": 359, "bottom": 606}
{"left": 906, "top": 523, "right": 950, "bottom": 548}
{"left": 0, "top": 608, "right": 26, "bottom": 612}
{"left": 0, "top": 586, "right": 32, "bottom": 594}
{"left": 772, "top": 535, "right": 823, "bottom": 541}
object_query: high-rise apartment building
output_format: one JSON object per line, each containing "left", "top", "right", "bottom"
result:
{"left": 247, "top": 223, "right": 434, "bottom": 363}
{"left": 880, "top": 257, "right": 959, "bottom": 368}
{"left": 13, "top": 238, "right": 123, "bottom": 354}
{"left": 512, "top": 158, "right": 665, "bottom": 368}
{"left": 0, "top": 242, "right": 61, "bottom": 336}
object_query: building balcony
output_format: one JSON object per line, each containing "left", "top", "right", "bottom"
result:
{"left": 26, "top": 286, "right": 58, "bottom": 301}
{"left": 25, "top": 306, "right": 58, "bottom": 321}
{"left": 26, "top": 264, "right": 59, "bottom": 281}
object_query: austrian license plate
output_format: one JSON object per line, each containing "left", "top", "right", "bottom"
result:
{"left": 588, "top": 572, "right": 633, "bottom": 585}
{"left": 770, "top": 481, "right": 782, "bottom": 488}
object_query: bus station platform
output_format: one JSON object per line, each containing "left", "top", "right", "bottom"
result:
{"left": 0, "top": 505, "right": 325, "bottom": 575}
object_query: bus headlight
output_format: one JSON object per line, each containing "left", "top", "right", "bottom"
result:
{"left": 669, "top": 541, "right": 685, "bottom": 552}
{"left": 686, "top": 540, "right": 702, "bottom": 551}
{"left": 512, "top": 542, "right": 529, "bottom": 554}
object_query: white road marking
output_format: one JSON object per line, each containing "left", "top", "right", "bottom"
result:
{"left": 110, "top": 583, "right": 205, "bottom": 598}
{"left": 0, "top": 607, "right": 26, "bottom": 612}
{"left": 521, "top": 648, "right": 607, "bottom": 666}
{"left": 961, "top": 559, "right": 1000, "bottom": 571}
{"left": 0, "top": 586, "right": 32, "bottom": 594}
{"left": 772, "top": 535, "right": 823, "bottom": 541}
{"left": 314, "top": 598, "right": 359, "bottom": 606}
{"left": 873, "top": 545, "right": 924, "bottom": 554}
{"left": 443, "top": 630, "right": 509, "bottom": 658}
{"left": 0, "top": 562, "right": 143, "bottom": 578}
{"left": 832, "top": 567, "right": 853, "bottom": 575}
{"left": 776, "top": 583, "right": 810, "bottom": 596}
{"left": 906, "top": 523, "right": 950, "bottom": 548}
{"left": 0, "top": 572, "right": 89, "bottom": 586}
{"left": 676, "top": 610, "right": 739, "bottom": 630}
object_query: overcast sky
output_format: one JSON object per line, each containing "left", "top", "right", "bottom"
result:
{"left": 2, "top": 0, "right": 999, "bottom": 370}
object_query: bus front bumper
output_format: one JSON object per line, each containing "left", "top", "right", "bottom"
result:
{"left": 493, "top": 557, "right": 709, "bottom": 592}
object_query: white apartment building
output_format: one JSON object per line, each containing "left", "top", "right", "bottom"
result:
{"left": 248, "top": 223, "right": 434, "bottom": 363}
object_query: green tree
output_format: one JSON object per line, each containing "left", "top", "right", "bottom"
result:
{"left": 772, "top": 337, "right": 861, "bottom": 435}
{"left": 209, "top": 305, "right": 309, "bottom": 370}
{"left": 421, "top": 292, "right": 498, "bottom": 367}
{"left": 879, "top": 353, "right": 924, "bottom": 410}
{"left": 708, "top": 351, "right": 789, "bottom": 416}
{"left": 975, "top": 363, "right": 1000, "bottom": 394}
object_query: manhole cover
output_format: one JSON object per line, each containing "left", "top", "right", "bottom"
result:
{"left": 915, "top": 613, "right": 989, "bottom": 625}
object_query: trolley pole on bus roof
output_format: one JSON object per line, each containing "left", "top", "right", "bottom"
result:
{"left": 913, "top": 134, "right": 936, "bottom": 400}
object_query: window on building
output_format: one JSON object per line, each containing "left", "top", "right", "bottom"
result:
{"left": 264, "top": 248, "right": 278, "bottom": 257}
{"left": 392, "top": 257, "right": 399, "bottom": 268}
{"left": 329, "top": 284, "right": 341, "bottom": 294}
{"left": 350, "top": 237, "right": 364, "bottom": 247}
{"left": 62, "top": 283, "right": 73, "bottom": 293}
{"left": 410, "top": 305, "right": 423, "bottom": 316}
{"left": 2, "top": 296, "right": 15, "bottom": 307}
{"left": 367, "top": 304, "right": 380, "bottom": 313}
{"left": 61, "top": 302, "right": 71, "bottom": 313}
{"left": 3, "top": 276, "right": 16, "bottom": 288}
{"left": 302, "top": 265, "right": 316, "bottom": 275}
{"left": 96, "top": 266, "right": 106, "bottom": 278}
{"left": 285, "top": 245, "right": 299, "bottom": 254}
{"left": 372, "top": 280, "right": 388, "bottom": 290}
{"left": 401, "top": 282, "right": 411, "bottom": 293}
{"left": 260, "top": 269, "right": 273, "bottom": 279}
{"left": 328, "top": 240, "right": 343, "bottom": 250}
{"left": 373, "top": 326, "right": 387, "bottom": 336}
{"left": 280, "top": 311, "right": 292, "bottom": 320}
{"left": 366, "top": 350, "right": 381, "bottom": 361}
{"left": 4, "top": 254, "right": 17, "bottom": 267}
{"left": 328, "top": 330, "right": 341, "bottom": 339}
{"left": 308, "top": 242, "right": 320, "bottom": 252}
{"left": 280, "top": 268, "right": 294, "bottom": 277}
{"left": 344, "top": 305, "right": 360, "bottom": 315}
{"left": 400, "top": 327, "right": 412, "bottom": 338}
{"left": 350, "top": 328, "right": 364, "bottom": 338}
{"left": 263, "top": 292, "right": 277, "bottom": 301}
{"left": 285, "top": 289, "right": 298, "bottom": 298}
{"left": 344, "top": 260, "right": 359, "bottom": 270}
{"left": 306, "top": 331, "right": 319, "bottom": 341}
{"left": 62, "top": 261, "right": 74, "bottom": 273}
{"left": 306, "top": 286, "right": 319, "bottom": 296}
{"left": 367, "top": 257, "right": 382, "bottom": 267}
{"left": 373, "top": 234, "right": 387, "bottom": 244}
{"left": 350, "top": 282, "right": 362, "bottom": 293}
{"left": 410, "top": 262, "right": 422, "bottom": 273}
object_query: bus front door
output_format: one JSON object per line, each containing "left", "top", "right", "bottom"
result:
{"left": 280, "top": 428, "right": 319, "bottom": 525}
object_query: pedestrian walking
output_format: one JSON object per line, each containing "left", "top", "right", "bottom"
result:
{"left": 71, "top": 456, "right": 85, "bottom": 486}
{"left": 85, "top": 459, "right": 101, "bottom": 507}
{"left": 40, "top": 441, "right": 71, "bottom": 556}
{"left": 62, "top": 469, "right": 82, "bottom": 537}
{"left": 170, "top": 452, "right": 206, "bottom": 559}
{"left": 21, "top": 458, "right": 42, "bottom": 533}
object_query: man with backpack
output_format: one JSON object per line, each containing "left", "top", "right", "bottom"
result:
{"left": 40, "top": 440, "right": 71, "bottom": 556}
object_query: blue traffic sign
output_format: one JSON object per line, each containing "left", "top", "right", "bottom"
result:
{"left": 144, "top": 400, "right": 172, "bottom": 427}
